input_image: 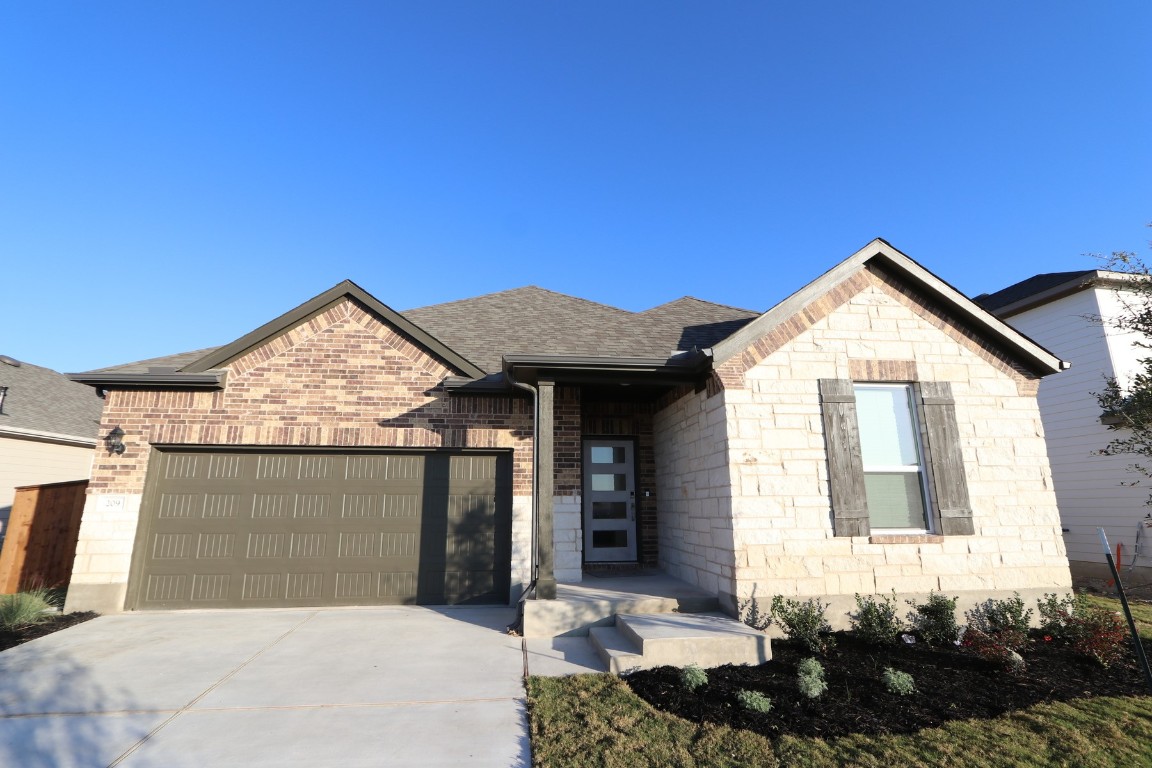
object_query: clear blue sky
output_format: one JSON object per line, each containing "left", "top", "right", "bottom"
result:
{"left": 3, "top": 2, "right": 1149, "bottom": 373}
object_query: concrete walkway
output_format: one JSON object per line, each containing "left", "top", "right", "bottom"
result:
{"left": 0, "top": 607, "right": 530, "bottom": 768}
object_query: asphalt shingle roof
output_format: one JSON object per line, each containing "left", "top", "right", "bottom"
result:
{"left": 83, "top": 348, "right": 223, "bottom": 375}
{"left": 974, "top": 271, "right": 1095, "bottom": 312}
{"left": 78, "top": 286, "right": 760, "bottom": 377}
{"left": 0, "top": 357, "right": 104, "bottom": 439}
{"left": 404, "top": 287, "right": 759, "bottom": 372}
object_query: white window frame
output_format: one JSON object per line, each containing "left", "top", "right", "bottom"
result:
{"left": 853, "top": 382, "right": 934, "bottom": 534}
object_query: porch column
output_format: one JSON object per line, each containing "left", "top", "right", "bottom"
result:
{"left": 535, "top": 379, "right": 557, "bottom": 599}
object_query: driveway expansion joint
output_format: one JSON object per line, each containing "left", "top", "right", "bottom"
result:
{"left": 105, "top": 610, "right": 320, "bottom": 768}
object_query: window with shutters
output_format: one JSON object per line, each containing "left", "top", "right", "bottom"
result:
{"left": 819, "top": 378, "right": 974, "bottom": 538}
{"left": 854, "top": 383, "right": 932, "bottom": 532}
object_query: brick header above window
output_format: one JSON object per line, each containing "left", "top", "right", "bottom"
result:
{"left": 848, "top": 359, "right": 918, "bottom": 382}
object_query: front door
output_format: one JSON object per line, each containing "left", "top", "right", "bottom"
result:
{"left": 583, "top": 439, "right": 637, "bottom": 562}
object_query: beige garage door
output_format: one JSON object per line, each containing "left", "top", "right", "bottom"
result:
{"left": 126, "top": 450, "right": 511, "bottom": 610}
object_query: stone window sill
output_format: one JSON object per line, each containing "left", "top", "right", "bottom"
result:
{"left": 869, "top": 534, "right": 944, "bottom": 545}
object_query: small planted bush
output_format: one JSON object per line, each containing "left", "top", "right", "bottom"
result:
{"left": 796, "top": 657, "right": 828, "bottom": 700}
{"left": 966, "top": 592, "right": 1032, "bottom": 646}
{"left": 1036, "top": 592, "right": 1082, "bottom": 643}
{"left": 882, "top": 667, "right": 916, "bottom": 696}
{"left": 735, "top": 689, "right": 773, "bottom": 713}
{"left": 1067, "top": 601, "right": 1128, "bottom": 667}
{"left": 906, "top": 591, "right": 960, "bottom": 646}
{"left": 964, "top": 592, "right": 1032, "bottom": 655}
{"left": 0, "top": 588, "right": 56, "bottom": 631}
{"left": 1036, "top": 593, "right": 1128, "bottom": 666}
{"left": 770, "top": 596, "right": 835, "bottom": 654}
{"left": 850, "top": 591, "right": 902, "bottom": 646}
{"left": 680, "top": 664, "right": 708, "bottom": 692}
{"left": 962, "top": 628, "right": 1028, "bottom": 672}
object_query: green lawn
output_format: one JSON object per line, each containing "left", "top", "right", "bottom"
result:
{"left": 525, "top": 596, "right": 1152, "bottom": 768}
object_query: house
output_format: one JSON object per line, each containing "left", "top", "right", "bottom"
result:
{"left": 977, "top": 270, "right": 1152, "bottom": 587}
{"left": 0, "top": 356, "right": 103, "bottom": 548}
{"left": 63, "top": 239, "right": 1073, "bottom": 618}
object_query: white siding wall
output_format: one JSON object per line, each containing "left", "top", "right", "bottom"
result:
{"left": 0, "top": 437, "right": 95, "bottom": 543}
{"left": 1008, "top": 287, "right": 1152, "bottom": 570}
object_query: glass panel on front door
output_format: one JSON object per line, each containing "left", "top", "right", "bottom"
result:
{"left": 583, "top": 439, "right": 637, "bottom": 562}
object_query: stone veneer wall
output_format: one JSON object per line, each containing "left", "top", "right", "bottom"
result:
{"left": 654, "top": 268, "right": 1071, "bottom": 618}
{"left": 67, "top": 298, "right": 534, "bottom": 613}
{"left": 652, "top": 385, "right": 738, "bottom": 599}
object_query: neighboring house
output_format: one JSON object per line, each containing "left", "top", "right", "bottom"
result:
{"left": 64, "top": 239, "right": 1072, "bottom": 616}
{"left": 977, "top": 271, "right": 1152, "bottom": 587}
{"left": 0, "top": 356, "right": 103, "bottom": 546}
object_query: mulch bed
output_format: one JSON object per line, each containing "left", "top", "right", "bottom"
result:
{"left": 0, "top": 612, "right": 99, "bottom": 653}
{"left": 626, "top": 630, "right": 1152, "bottom": 739}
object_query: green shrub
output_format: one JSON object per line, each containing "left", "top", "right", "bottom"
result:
{"left": 0, "top": 588, "right": 56, "bottom": 631}
{"left": 1036, "top": 593, "right": 1128, "bottom": 666}
{"left": 906, "top": 591, "right": 960, "bottom": 646}
{"left": 796, "top": 657, "right": 828, "bottom": 700}
{"left": 769, "top": 596, "right": 835, "bottom": 654}
{"left": 851, "top": 591, "right": 902, "bottom": 645}
{"left": 966, "top": 593, "right": 1032, "bottom": 637}
{"left": 1066, "top": 601, "right": 1128, "bottom": 667}
{"left": 882, "top": 667, "right": 916, "bottom": 696}
{"left": 1036, "top": 592, "right": 1079, "bottom": 642}
{"left": 680, "top": 663, "right": 708, "bottom": 692}
{"left": 735, "top": 689, "right": 773, "bottom": 713}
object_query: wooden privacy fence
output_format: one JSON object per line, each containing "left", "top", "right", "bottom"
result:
{"left": 0, "top": 479, "right": 87, "bottom": 593}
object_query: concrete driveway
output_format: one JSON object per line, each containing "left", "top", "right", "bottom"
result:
{"left": 0, "top": 607, "right": 530, "bottom": 768}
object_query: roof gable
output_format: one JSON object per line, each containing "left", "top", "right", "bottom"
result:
{"left": 184, "top": 280, "right": 485, "bottom": 379}
{"left": 711, "top": 239, "right": 1064, "bottom": 377}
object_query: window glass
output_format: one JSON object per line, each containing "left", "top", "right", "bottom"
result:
{"left": 855, "top": 386, "right": 919, "bottom": 466}
{"left": 591, "top": 473, "right": 628, "bottom": 492}
{"left": 592, "top": 530, "right": 629, "bottom": 548}
{"left": 854, "top": 383, "right": 930, "bottom": 530}
{"left": 590, "top": 446, "right": 626, "bottom": 464}
{"left": 864, "top": 473, "right": 927, "bottom": 529}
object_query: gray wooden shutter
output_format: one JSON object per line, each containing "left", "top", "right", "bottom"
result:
{"left": 919, "top": 381, "right": 974, "bottom": 535}
{"left": 819, "top": 379, "right": 870, "bottom": 537}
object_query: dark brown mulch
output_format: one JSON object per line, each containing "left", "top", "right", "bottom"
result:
{"left": 0, "top": 612, "right": 99, "bottom": 652}
{"left": 625, "top": 631, "right": 1152, "bottom": 739}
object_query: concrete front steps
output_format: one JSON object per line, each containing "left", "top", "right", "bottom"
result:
{"left": 521, "top": 572, "right": 722, "bottom": 638}
{"left": 589, "top": 612, "right": 772, "bottom": 674}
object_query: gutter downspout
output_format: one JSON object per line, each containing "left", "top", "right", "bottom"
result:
{"left": 506, "top": 368, "right": 539, "bottom": 607}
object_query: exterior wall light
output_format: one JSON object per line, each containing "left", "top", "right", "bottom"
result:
{"left": 105, "top": 426, "right": 126, "bottom": 455}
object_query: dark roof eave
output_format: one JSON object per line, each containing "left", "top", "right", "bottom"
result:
{"left": 501, "top": 350, "right": 712, "bottom": 382}
{"left": 67, "top": 371, "right": 228, "bottom": 389}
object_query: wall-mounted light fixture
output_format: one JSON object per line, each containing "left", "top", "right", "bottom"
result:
{"left": 104, "top": 426, "right": 126, "bottom": 455}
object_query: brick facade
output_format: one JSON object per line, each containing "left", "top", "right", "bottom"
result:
{"left": 68, "top": 298, "right": 535, "bottom": 613}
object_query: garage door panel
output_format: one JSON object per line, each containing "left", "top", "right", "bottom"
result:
{"left": 130, "top": 450, "right": 510, "bottom": 609}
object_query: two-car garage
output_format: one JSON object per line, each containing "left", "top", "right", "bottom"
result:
{"left": 126, "top": 449, "right": 512, "bottom": 610}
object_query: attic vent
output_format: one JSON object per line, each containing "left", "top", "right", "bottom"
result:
{"left": 0, "top": 355, "right": 21, "bottom": 367}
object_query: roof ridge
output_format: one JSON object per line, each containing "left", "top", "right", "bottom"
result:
{"left": 641, "top": 295, "right": 759, "bottom": 315}
{"left": 407, "top": 285, "right": 637, "bottom": 316}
